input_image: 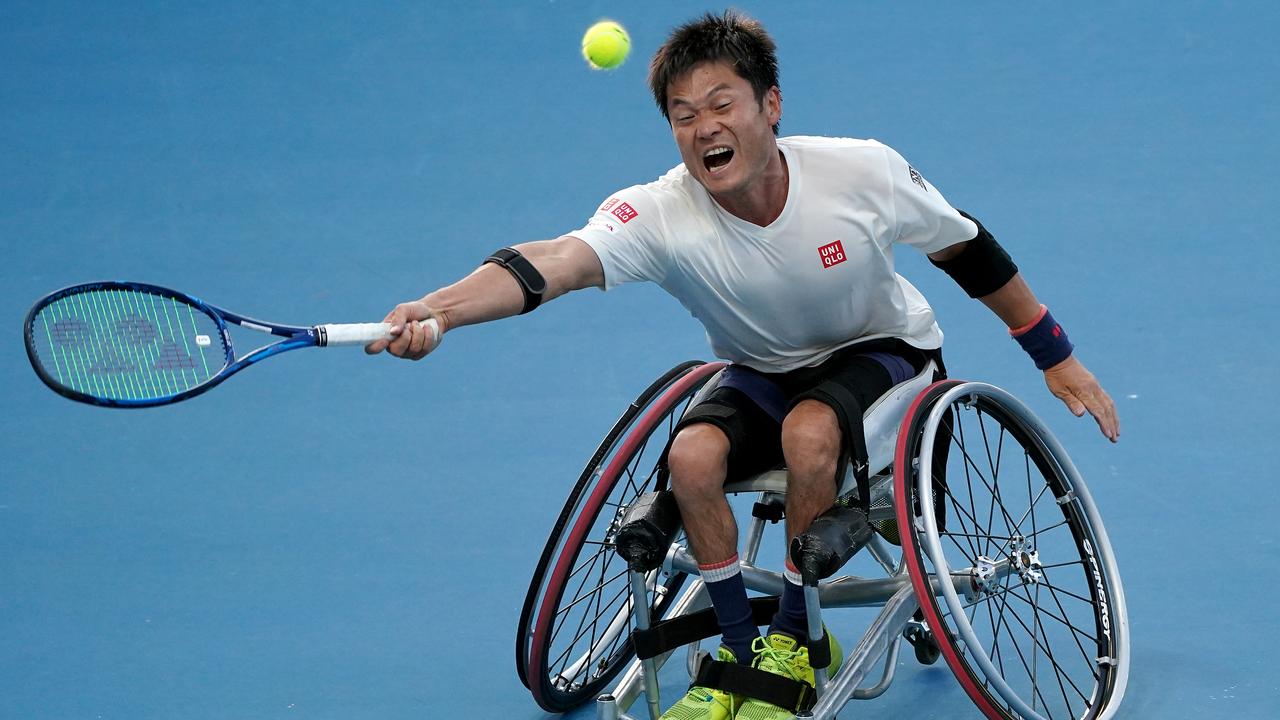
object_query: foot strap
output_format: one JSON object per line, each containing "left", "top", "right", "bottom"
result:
{"left": 692, "top": 656, "right": 816, "bottom": 713}
{"left": 632, "top": 596, "right": 834, "bottom": 669}
{"left": 633, "top": 596, "right": 779, "bottom": 661}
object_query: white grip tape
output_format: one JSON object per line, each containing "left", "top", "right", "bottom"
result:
{"left": 320, "top": 319, "right": 440, "bottom": 347}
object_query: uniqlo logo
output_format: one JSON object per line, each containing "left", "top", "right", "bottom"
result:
{"left": 611, "top": 201, "right": 638, "bottom": 224}
{"left": 818, "top": 240, "right": 846, "bottom": 268}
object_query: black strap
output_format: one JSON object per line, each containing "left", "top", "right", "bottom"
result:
{"left": 483, "top": 247, "right": 547, "bottom": 314}
{"left": 752, "top": 499, "right": 785, "bottom": 523}
{"left": 804, "top": 382, "right": 871, "bottom": 513}
{"left": 807, "top": 630, "right": 832, "bottom": 669}
{"left": 633, "top": 596, "right": 780, "bottom": 661}
{"left": 692, "top": 657, "right": 815, "bottom": 713}
{"left": 928, "top": 209, "right": 1018, "bottom": 299}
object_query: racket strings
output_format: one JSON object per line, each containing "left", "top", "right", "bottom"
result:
{"left": 29, "top": 288, "right": 227, "bottom": 402}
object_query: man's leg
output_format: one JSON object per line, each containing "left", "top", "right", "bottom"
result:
{"left": 667, "top": 422, "right": 758, "bottom": 663}
{"left": 770, "top": 400, "right": 841, "bottom": 639}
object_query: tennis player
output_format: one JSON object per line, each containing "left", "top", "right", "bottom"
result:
{"left": 366, "top": 11, "right": 1119, "bottom": 720}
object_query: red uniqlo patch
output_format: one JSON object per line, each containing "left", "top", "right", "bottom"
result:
{"left": 818, "top": 240, "right": 846, "bottom": 268}
{"left": 610, "top": 201, "right": 638, "bottom": 224}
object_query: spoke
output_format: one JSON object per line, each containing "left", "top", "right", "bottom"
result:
{"left": 549, "top": 580, "right": 630, "bottom": 675}
{"left": 568, "top": 546, "right": 610, "bottom": 581}
{"left": 1040, "top": 560, "right": 1085, "bottom": 570}
{"left": 949, "top": 414, "right": 1023, "bottom": 554}
{"left": 1011, "top": 583, "right": 1090, "bottom": 716}
{"left": 555, "top": 567, "right": 629, "bottom": 616}
{"left": 1027, "top": 451, "right": 1039, "bottom": 546}
{"left": 1007, "top": 588, "right": 1100, "bottom": 647}
{"left": 984, "top": 587, "right": 1059, "bottom": 715}
{"left": 1026, "top": 518, "right": 1071, "bottom": 541}
{"left": 1040, "top": 566, "right": 1104, "bottom": 669}
{"left": 999, "top": 584, "right": 1091, "bottom": 711}
{"left": 987, "top": 566, "right": 1015, "bottom": 680}
{"left": 1009, "top": 482, "right": 1052, "bottom": 542}
{"left": 942, "top": 482, "right": 985, "bottom": 561}
{"left": 1036, "top": 577, "right": 1097, "bottom": 606}
{"left": 940, "top": 530, "right": 1015, "bottom": 542}
{"left": 1031, "top": 581, "right": 1040, "bottom": 714}
{"left": 977, "top": 410, "right": 1001, "bottom": 560}
{"left": 952, "top": 411, "right": 987, "bottom": 560}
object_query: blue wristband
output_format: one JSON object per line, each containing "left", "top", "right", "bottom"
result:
{"left": 1011, "top": 306, "right": 1073, "bottom": 370}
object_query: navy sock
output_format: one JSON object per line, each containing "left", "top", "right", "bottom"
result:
{"left": 699, "top": 555, "right": 758, "bottom": 663}
{"left": 769, "top": 560, "right": 810, "bottom": 639}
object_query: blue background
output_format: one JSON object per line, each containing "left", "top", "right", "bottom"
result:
{"left": 2, "top": 2, "right": 1277, "bottom": 718}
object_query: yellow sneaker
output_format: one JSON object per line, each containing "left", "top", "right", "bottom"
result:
{"left": 735, "top": 632, "right": 843, "bottom": 720}
{"left": 660, "top": 645, "right": 742, "bottom": 720}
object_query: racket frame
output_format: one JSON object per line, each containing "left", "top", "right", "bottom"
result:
{"left": 26, "top": 281, "right": 328, "bottom": 408}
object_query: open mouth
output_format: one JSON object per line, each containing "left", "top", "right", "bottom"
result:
{"left": 703, "top": 146, "right": 734, "bottom": 172}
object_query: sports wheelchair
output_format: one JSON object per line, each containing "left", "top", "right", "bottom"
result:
{"left": 516, "top": 359, "right": 1128, "bottom": 719}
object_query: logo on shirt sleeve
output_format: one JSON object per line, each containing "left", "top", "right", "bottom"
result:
{"left": 818, "top": 240, "right": 846, "bottom": 268}
{"left": 611, "top": 202, "right": 638, "bottom": 223}
{"left": 908, "top": 165, "right": 928, "bottom": 191}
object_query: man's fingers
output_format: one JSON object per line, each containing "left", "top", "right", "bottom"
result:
{"left": 1067, "top": 395, "right": 1086, "bottom": 417}
{"left": 387, "top": 322, "right": 413, "bottom": 357}
{"left": 368, "top": 303, "right": 441, "bottom": 361}
{"left": 1077, "top": 386, "right": 1120, "bottom": 443}
{"left": 1089, "top": 392, "right": 1120, "bottom": 443}
{"left": 407, "top": 321, "right": 426, "bottom": 358}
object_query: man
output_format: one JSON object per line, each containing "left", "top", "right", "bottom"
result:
{"left": 366, "top": 11, "right": 1119, "bottom": 720}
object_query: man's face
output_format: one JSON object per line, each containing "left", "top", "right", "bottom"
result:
{"left": 666, "top": 61, "right": 781, "bottom": 200}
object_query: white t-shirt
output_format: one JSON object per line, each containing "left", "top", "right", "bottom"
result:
{"left": 570, "top": 136, "right": 977, "bottom": 373}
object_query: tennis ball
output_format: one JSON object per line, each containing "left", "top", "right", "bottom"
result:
{"left": 582, "top": 20, "right": 630, "bottom": 70}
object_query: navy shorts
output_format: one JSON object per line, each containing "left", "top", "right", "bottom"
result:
{"left": 674, "top": 338, "right": 941, "bottom": 484}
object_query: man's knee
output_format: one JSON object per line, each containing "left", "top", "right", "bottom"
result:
{"left": 667, "top": 423, "right": 730, "bottom": 495}
{"left": 781, "top": 400, "right": 842, "bottom": 477}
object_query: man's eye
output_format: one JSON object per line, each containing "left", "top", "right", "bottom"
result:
{"left": 715, "top": 102, "right": 732, "bottom": 110}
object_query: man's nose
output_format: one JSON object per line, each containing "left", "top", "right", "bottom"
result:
{"left": 695, "top": 117, "right": 721, "bottom": 140}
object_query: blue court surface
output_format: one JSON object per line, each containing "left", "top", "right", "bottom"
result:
{"left": 2, "top": 2, "right": 1277, "bottom": 718}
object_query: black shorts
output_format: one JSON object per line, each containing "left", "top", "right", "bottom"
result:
{"left": 674, "top": 338, "right": 941, "bottom": 485}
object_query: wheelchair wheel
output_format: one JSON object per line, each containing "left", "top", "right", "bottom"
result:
{"left": 894, "top": 381, "right": 1129, "bottom": 720}
{"left": 519, "top": 360, "right": 726, "bottom": 712}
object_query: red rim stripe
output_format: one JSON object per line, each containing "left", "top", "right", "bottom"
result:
{"left": 527, "top": 361, "right": 725, "bottom": 708}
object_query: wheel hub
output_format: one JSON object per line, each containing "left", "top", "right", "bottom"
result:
{"left": 1008, "top": 534, "right": 1042, "bottom": 585}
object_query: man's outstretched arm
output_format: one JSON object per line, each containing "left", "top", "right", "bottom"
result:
{"left": 929, "top": 226, "right": 1120, "bottom": 443}
{"left": 365, "top": 235, "right": 604, "bottom": 360}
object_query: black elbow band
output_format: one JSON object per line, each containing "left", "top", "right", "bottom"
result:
{"left": 483, "top": 247, "right": 547, "bottom": 314}
{"left": 929, "top": 210, "right": 1019, "bottom": 298}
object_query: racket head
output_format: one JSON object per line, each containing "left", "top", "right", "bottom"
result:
{"left": 24, "top": 281, "right": 235, "bottom": 408}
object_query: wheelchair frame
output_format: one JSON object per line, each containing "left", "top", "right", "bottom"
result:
{"left": 519, "top": 360, "right": 1129, "bottom": 720}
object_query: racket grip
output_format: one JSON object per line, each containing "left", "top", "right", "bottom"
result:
{"left": 319, "top": 319, "right": 440, "bottom": 347}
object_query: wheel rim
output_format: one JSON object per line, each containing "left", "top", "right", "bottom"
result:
{"left": 897, "top": 383, "right": 1128, "bottom": 720}
{"left": 516, "top": 361, "right": 703, "bottom": 690}
{"left": 527, "top": 362, "right": 724, "bottom": 711}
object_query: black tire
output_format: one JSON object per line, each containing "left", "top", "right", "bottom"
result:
{"left": 518, "top": 360, "right": 725, "bottom": 712}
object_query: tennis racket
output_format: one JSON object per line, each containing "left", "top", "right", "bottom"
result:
{"left": 24, "top": 281, "right": 435, "bottom": 408}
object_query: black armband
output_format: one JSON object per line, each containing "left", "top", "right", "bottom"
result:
{"left": 929, "top": 210, "right": 1018, "bottom": 298}
{"left": 483, "top": 247, "right": 547, "bottom": 314}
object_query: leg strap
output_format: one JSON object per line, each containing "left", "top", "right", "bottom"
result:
{"left": 633, "top": 596, "right": 779, "bottom": 661}
{"left": 692, "top": 654, "right": 817, "bottom": 713}
{"left": 632, "top": 595, "right": 833, "bottom": 668}
{"left": 793, "top": 382, "right": 870, "bottom": 513}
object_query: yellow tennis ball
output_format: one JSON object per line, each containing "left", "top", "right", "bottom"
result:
{"left": 582, "top": 20, "right": 630, "bottom": 70}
